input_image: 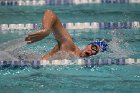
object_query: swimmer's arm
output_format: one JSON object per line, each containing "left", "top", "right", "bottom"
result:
{"left": 42, "top": 44, "right": 59, "bottom": 60}
{"left": 25, "top": 9, "right": 56, "bottom": 44}
{"left": 25, "top": 9, "right": 73, "bottom": 45}
{"left": 25, "top": 29, "right": 51, "bottom": 44}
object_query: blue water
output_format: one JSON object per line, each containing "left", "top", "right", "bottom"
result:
{"left": 0, "top": 4, "right": 140, "bottom": 93}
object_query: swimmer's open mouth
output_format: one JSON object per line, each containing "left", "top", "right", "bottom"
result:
{"left": 85, "top": 52, "right": 90, "bottom": 56}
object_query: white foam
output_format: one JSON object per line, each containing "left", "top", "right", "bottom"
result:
{"left": 136, "top": 59, "right": 140, "bottom": 63}
{"left": 125, "top": 58, "right": 135, "bottom": 64}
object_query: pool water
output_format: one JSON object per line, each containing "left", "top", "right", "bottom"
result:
{"left": 0, "top": 4, "right": 140, "bottom": 93}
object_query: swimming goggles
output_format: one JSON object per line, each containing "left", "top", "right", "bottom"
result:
{"left": 91, "top": 44, "right": 99, "bottom": 55}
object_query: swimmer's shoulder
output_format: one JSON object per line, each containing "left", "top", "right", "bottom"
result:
{"left": 48, "top": 51, "right": 79, "bottom": 61}
{"left": 60, "top": 40, "right": 81, "bottom": 56}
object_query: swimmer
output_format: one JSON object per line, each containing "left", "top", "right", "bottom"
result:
{"left": 25, "top": 9, "right": 108, "bottom": 60}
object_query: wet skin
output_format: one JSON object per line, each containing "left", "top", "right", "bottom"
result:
{"left": 25, "top": 9, "right": 99, "bottom": 60}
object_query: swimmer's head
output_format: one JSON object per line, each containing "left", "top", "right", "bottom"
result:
{"left": 80, "top": 40, "right": 108, "bottom": 57}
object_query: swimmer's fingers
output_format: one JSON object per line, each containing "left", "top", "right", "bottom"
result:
{"left": 26, "top": 39, "right": 37, "bottom": 44}
{"left": 26, "top": 40, "right": 38, "bottom": 44}
{"left": 28, "top": 35, "right": 45, "bottom": 41}
{"left": 28, "top": 30, "right": 46, "bottom": 37}
{"left": 25, "top": 35, "right": 44, "bottom": 44}
{"left": 25, "top": 36, "right": 30, "bottom": 41}
{"left": 25, "top": 33, "right": 44, "bottom": 41}
{"left": 25, "top": 30, "right": 47, "bottom": 44}
{"left": 27, "top": 41, "right": 32, "bottom": 44}
{"left": 25, "top": 35, "right": 40, "bottom": 41}
{"left": 28, "top": 32, "right": 40, "bottom": 37}
{"left": 25, "top": 36, "right": 34, "bottom": 42}
{"left": 25, "top": 37, "right": 32, "bottom": 44}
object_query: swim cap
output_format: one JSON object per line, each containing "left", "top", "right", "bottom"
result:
{"left": 89, "top": 40, "right": 108, "bottom": 52}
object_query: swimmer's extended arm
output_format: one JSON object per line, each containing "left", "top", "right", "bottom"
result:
{"left": 25, "top": 9, "right": 73, "bottom": 44}
{"left": 25, "top": 29, "right": 50, "bottom": 44}
{"left": 25, "top": 9, "right": 56, "bottom": 44}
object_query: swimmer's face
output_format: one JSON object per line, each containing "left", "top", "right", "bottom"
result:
{"left": 80, "top": 44, "right": 99, "bottom": 57}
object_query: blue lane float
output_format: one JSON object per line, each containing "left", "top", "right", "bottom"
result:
{"left": 0, "top": 58, "right": 140, "bottom": 69}
{"left": 0, "top": 0, "right": 18, "bottom": 6}
{"left": 101, "top": 0, "right": 129, "bottom": 4}
{"left": 0, "top": 21, "right": 139, "bottom": 31}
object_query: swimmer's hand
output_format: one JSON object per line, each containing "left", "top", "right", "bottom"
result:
{"left": 25, "top": 29, "right": 48, "bottom": 44}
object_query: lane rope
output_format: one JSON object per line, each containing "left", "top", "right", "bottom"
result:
{"left": 0, "top": 58, "right": 140, "bottom": 68}
{"left": 0, "top": 0, "right": 140, "bottom": 6}
{"left": 0, "top": 21, "right": 140, "bottom": 31}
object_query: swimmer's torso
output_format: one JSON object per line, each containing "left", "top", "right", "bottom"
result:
{"left": 47, "top": 51, "right": 79, "bottom": 61}
{"left": 59, "top": 41, "right": 81, "bottom": 56}
{"left": 42, "top": 40, "right": 81, "bottom": 60}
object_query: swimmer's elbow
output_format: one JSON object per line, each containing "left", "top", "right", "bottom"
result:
{"left": 44, "top": 9, "right": 55, "bottom": 16}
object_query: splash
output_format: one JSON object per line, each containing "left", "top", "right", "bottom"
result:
{"left": 48, "top": 51, "right": 79, "bottom": 61}
{"left": 0, "top": 37, "right": 27, "bottom": 51}
{"left": 108, "top": 30, "right": 133, "bottom": 58}
{"left": 0, "top": 37, "right": 41, "bottom": 61}
{"left": 10, "top": 48, "right": 41, "bottom": 61}
{"left": 0, "top": 51, "right": 19, "bottom": 61}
